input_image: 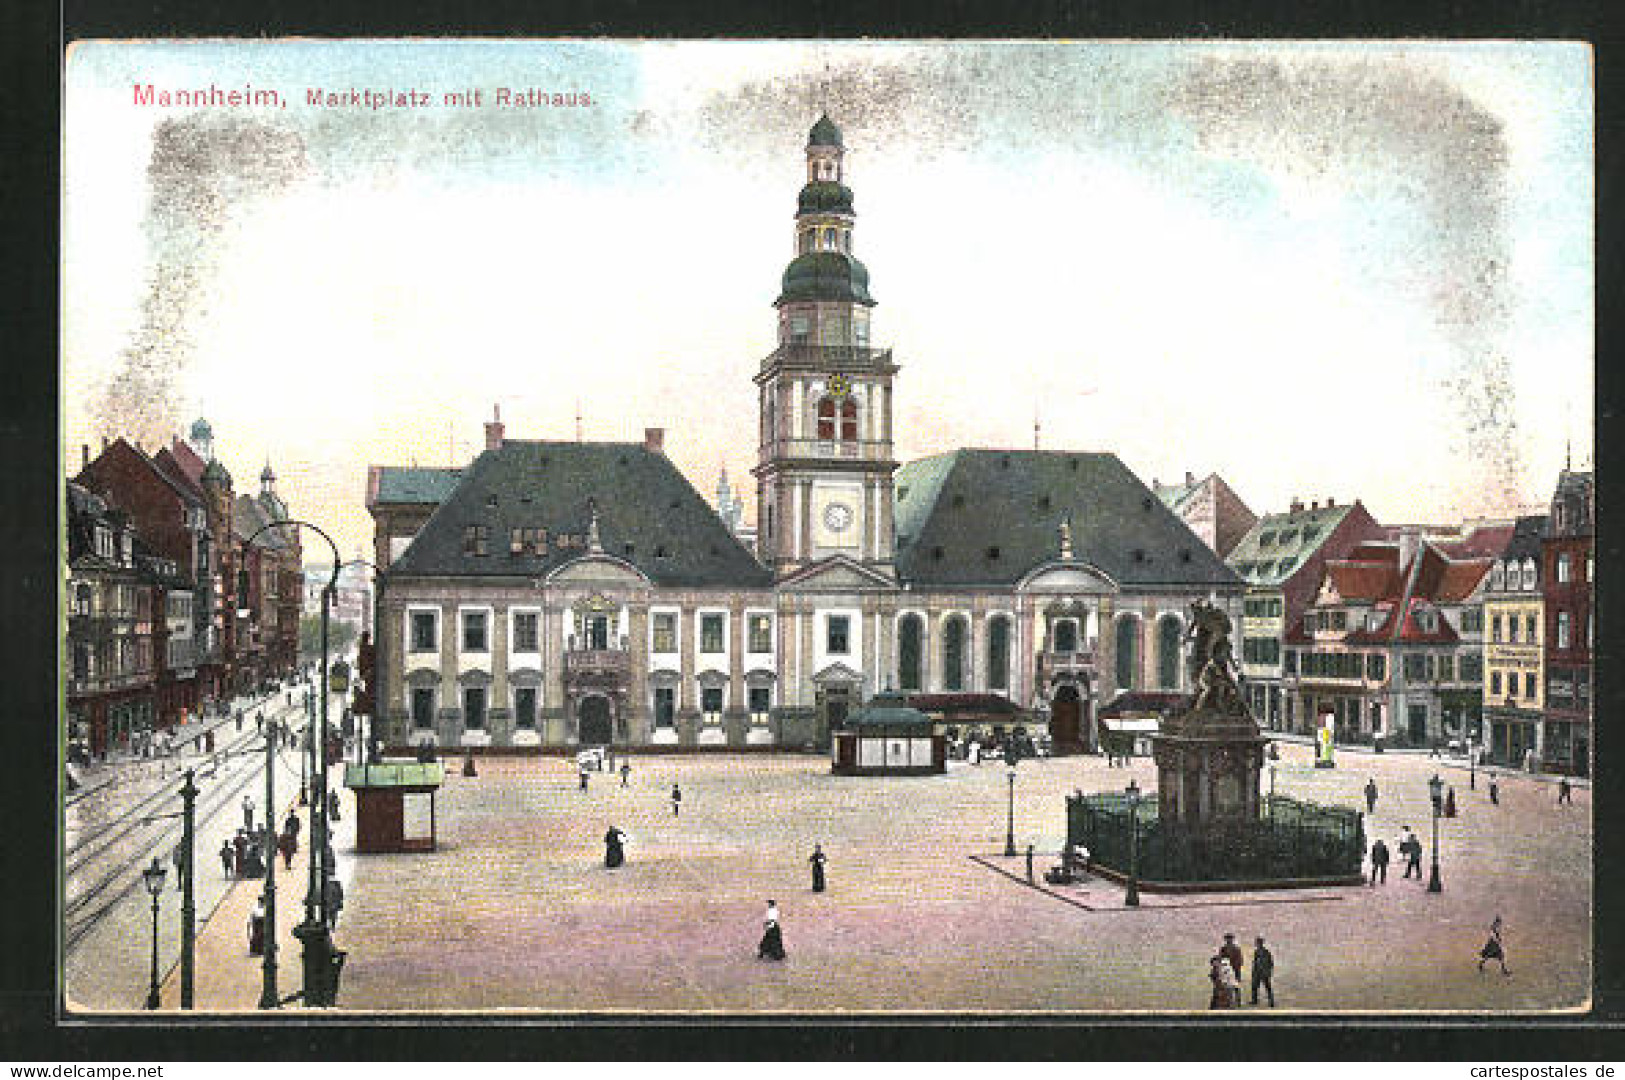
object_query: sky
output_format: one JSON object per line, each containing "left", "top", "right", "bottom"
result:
{"left": 62, "top": 41, "right": 1593, "bottom": 563}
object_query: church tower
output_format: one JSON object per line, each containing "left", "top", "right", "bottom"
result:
{"left": 753, "top": 115, "right": 898, "bottom": 578}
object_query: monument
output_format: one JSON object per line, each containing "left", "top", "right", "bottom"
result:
{"left": 1150, "top": 599, "right": 1268, "bottom": 825}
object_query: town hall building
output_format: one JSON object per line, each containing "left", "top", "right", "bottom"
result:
{"left": 368, "top": 116, "right": 1243, "bottom": 755}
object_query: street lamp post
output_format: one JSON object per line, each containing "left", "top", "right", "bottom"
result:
{"left": 1124, "top": 779, "right": 1142, "bottom": 907}
{"left": 141, "top": 856, "right": 167, "bottom": 1009}
{"left": 258, "top": 724, "right": 279, "bottom": 1009}
{"left": 1427, "top": 772, "right": 1444, "bottom": 893}
{"left": 242, "top": 517, "right": 342, "bottom": 1008}
{"left": 179, "top": 769, "right": 197, "bottom": 1009}
{"left": 1004, "top": 765, "right": 1017, "bottom": 857}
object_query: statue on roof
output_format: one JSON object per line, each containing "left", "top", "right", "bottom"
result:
{"left": 1058, "top": 516, "right": 1074, "bottom": 561}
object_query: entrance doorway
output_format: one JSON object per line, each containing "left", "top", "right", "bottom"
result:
{"left": 820, "top": 686, "right": 853, "bottom": 731}
{"left": 586, "top": 616, "right": 610, "bottom": 650}
{"left": 1051, "top": 684, "right": 1082, "bottom": 754}
{"left": 579, "top": 695, "right": 612, "bottom": 745}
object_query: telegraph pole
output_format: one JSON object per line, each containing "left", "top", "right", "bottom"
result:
{"left": 179, "top": 769, "right": 197, "bottom": 1009}
{"left": 258, "top": 726, "right": 278, "bottom": 1008}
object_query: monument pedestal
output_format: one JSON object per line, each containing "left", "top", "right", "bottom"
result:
{"left": 1152, "top": 709, "right": 1267, "bottom": 825}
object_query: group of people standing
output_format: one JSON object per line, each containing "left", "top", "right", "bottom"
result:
{"left": 1208, "top": 932, "right": 1274, "bottom": 1008}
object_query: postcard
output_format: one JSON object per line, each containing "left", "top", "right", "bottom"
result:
{"left": 61, "top": 39, "right": 1593, "bottom": 1016}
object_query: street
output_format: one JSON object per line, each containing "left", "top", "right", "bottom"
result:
{"left": 109, "top": 738, "right": 1590, "bottom": 1014}
{"left": 63, "top": 682, "right": 346, "bottom": 1012}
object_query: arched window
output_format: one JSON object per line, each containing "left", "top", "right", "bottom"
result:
{"left": 898, "top": 614, "right": 923, "bottom": 691}
{"left": 1157, "top": 615, "right": 1182, "bottom": 689}
{"left": 840, "top": 399, "right": 858, "bottom": 442}
{"left": 1115, "top": 616, "right": 1140, "bottom": 690}
{"left": 817, "top": 397, "right": 836, "bottom": 440}
{"left": 943, "top": 616, "right": 967, "bottom": 691}
{"left": 1521, "top": 557, "right": 1536, "bottom": 590}
{"left": 1052, "top": 619, "right": 1078, "bottom": 653}
{"left": 824, "top": 227, "right": 836, "bottom": 249}
{"left": 987, "top": 616, "right": 1011, "bottom": 691}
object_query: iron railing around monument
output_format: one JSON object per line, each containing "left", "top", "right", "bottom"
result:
{"left": 1066, "top": 791, "right": 1365, "bottom": 885}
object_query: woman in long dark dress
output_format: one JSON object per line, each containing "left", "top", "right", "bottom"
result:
{"left": 1478, "top": 915, "right": 1510, "bottom": 975}
{"left": 809, "top": 844, "right": 827, "bottom": 893}
{"left": 604, "top": 826, "right": 626, "bottom": 868}
{"left": 757, "top": 900, "right": 786, "bottom": 961}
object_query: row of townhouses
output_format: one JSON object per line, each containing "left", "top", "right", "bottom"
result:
{"left": 66, "top": 421, "right": 305, "bottom": 756}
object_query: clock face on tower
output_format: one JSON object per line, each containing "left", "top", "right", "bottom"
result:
{"left": 827, "top": 374, "right": 852, "bottom": 399}
{"left": 822, "top": 502, "right": 854, "bottom": 533}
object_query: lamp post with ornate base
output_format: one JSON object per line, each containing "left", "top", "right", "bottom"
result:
{"left": 141, "top": 856, "right": 166, "bottom": 1009}
{"left": 1427, "top": 772, "right": 1444, "bottom": 893}
{"left": 1125, "top": 779, "right": 1142, "bottom": 907}
{"left": 1004, "top": 765, "right": 1017, "bottom": 857}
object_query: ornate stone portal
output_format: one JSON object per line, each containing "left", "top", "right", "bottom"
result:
{"left": 1151, "top": 599, "right": 1267, "bottom": 825}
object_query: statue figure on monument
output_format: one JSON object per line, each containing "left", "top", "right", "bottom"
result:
{"left": 1186, "top": 599, "right": 1245, "bottom": 717}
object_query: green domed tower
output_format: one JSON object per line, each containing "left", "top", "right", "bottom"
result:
{"left": 753, "top": 116, "right": 899, "bottom": 579}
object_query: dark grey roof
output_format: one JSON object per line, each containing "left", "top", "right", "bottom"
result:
{"left": 387, "top": 440, "right": 773, "bottom": 588}
{"left": 1499, "top": 514, "right": 1549, "bottom": 561}
{"left": 893, "top": 449, "right": 1240, "bottom": 589}
{"left": 375, "top": 466, "right": 463, "bottom": 505}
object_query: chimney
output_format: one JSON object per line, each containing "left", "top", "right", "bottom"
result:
{"left": 1311, "top": 500, "right": 1319, "bottom": 511}
{"left": 1398, "top": 528, "right": 1420, "bottom": 570}
{"left": 484, "top": 404, "right": 505, "bottom": 451}
{"left": 1185, "top": 470, "right": 1195, "bottom": 486}
{"left": 1327, "top": 496, "right": 1336, "bottom": 508}
{"left": 1289, "top": 497, "right": 1304, "bottom": 514}
{"left": 644, "top": 427, "right": 665, "bottom": 455}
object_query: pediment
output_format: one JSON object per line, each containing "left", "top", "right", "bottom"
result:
{"left": 813, "top": 662, "right": 864, "bottom": 685}
{"left": 779, "top": 555, "right": 897, "bottom": 593}
{"left": 546, "top": 554, "right": 651, "bottom": 587}
{"left": 1018, "top": 561, "right": 1118, "bottom": 594}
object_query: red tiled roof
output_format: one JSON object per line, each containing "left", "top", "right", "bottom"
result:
{"left": 1325, "top": 561, "right": 1400, "bottom": 601}
{"left": 1438, "top": 524, "right": 1516, "bottom": 559}
{"left": 1434, "top": 558, "right": 1493, "bottom": 602}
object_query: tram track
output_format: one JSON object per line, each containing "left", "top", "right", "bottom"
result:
{"left": 62, "top": 700, "right": 313, "bottom": 954}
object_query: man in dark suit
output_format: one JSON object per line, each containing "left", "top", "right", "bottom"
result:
{"left": 1251, "top": 937, "right": 1276, "bottom": 1006}
{"left": 1220, "top": 933, "right": 1244, "bottom": 988}
{"left": 1369, "top": 838, "right": 1390, "bottom": 884}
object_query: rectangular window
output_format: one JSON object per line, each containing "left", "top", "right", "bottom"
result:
{"left": 1437, "top": 656, "right": 1454, "bottom": 682}
{"left": 411, "top": 611, "right": 438, "bottom": 652}
{"left": 1283, "top": 650, "right": 1297, "bottom": 676}
{"left": 1491, "top": 615, "right": 1502, "bottom": 643}
{"left": 463, "top": 525, "right": 489, "bottom": 557}
{"left": 1461, "top": 608, "right": 1483, "bottom": 633}
{"left": 1507, "top": 617, "right": 1519, "bottom": 643}
{"left": 827, "top": 615, "right": 850, "bottom": 655}
{"left": 1404, "top": 654, "right": 1425, "bottom": 680}
{"left": 514, "top": 687, "right": 537, "bottom": 728}
{"left": 654, "top": 687, "right": 675, "bottom": 729}
{"left": 700, "top": 613, "right": 725, "bottom": 654}
{"left": 1525, "top": 615, "right": 1537, "bottom": 643}
{"left": 653, "top": 613, "right": 677, "bottom": 654}
{"left": 1366, "top": 653, "right": 1386, "bottom": 681}
{"left": 749, "top": 686, "right": 771, "bottom": 723}
{"left": 411, "top": 688, "right": 435, "bottom": 730}
{"left": 1461, "top": 654, "right": 1482, "bottom": 681}
{"left": 1557, "top": 553, "right": 1571, "bottom": 584}
{"left": 1333, "top": 611, "right": 1347, "bottom": 631}
{"left": 464, "top": 687, "right": 486, "bottom": 729}
{"left": 462, "top": 610, "right": 488, "bottom": 653}
{"left": 748, "top": 614, "right": 773, "bottom": 654}
{"left": 701, "top": 686, "right": 724, "bottom": 722}
{"left": 1424, "top": 655, "right": 1436, "bottom": 680}
{"left": 1524, "top": 672, "right": 1537, "bottom": 700}
{"left": 1557, "top": 610, "right": 1571, "bottom": 649}
{"left": 513, "top": 612, "right": 539, "bottom": 653}
{"left": 1491, "top": 671, "right": 1502, "bottom": 697}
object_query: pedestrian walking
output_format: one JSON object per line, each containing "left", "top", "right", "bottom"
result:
{"left": 248, "top": 898, "right": 266, "bottom": 956}
{"left": 323, "top": 877, "right": 345, "bottom": 928}
{"left": 1220, "top": 933, "right": 1245, "bottom": 988}
{"left": 278, "top": 826, "right": 298, "bottom": 870}
{"left": 328, "top": 789, "right": 341, "bottom": 822}
{"left": 1444, "top": 787, "right": 1458, "bottom": 818}
{"left": 1208, "top": 955, "right": 1239, "bottom": 1009}
{"left": 1478, "top": 915, "right": 1511, "bottom": 975}
{"left": 1489, "top": 775, "right": 1500, "bottom": 806}
{"left": 219, "top": 839, "right": 234, "bottom": 878}
{"left": 1400, "top": 827, "right": 1422, "bottom": 879}
{"left": 242, "top": 795, "right": 255, "bottom": 832}
{"left": 1364, "top": 778, "right": 1378, "bottom": 815}
{"left": 284, "top": 810, "right": 301, "bottom": 839}
{"left": 1558, "top": 777, "right": 1573, "bottom": 805}
{"left": 1250, "top": 937, "right": 1276, "bottom": 1006}
{"left": 232, "top": 829, "right": 248, "bottom": 876}
{"left": 171, "top": 841, "right": 186, "bottom": 892}
{"left": 604, "top": 825, "right": 626, "bottom": 868}
{"left": 620, "top": 761, "right": 631, "bottom": 787}
{"left": 1025, "top": 843, "right": 1035, "bottom": 883}
{"left": 671, "top": 783, "right": 683, "bottom": 817}
{"left": 579, "top": 767, "right": 590, "bottom": 792}
{"left": 809, "top": 844, "right": 827, "bottom": 893}
{"left": 1369, "top": 838, "right": 1390, "bottom": 884}
{"left": 757, "top": 900, "right": 786, "bottom": 961}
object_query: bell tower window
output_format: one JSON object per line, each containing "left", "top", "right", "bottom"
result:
{"left": 817, "top": 398, "right": 836, "bottom": 440}
{"left": 841, "top": 399, "right": 858, "bottom": 442}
